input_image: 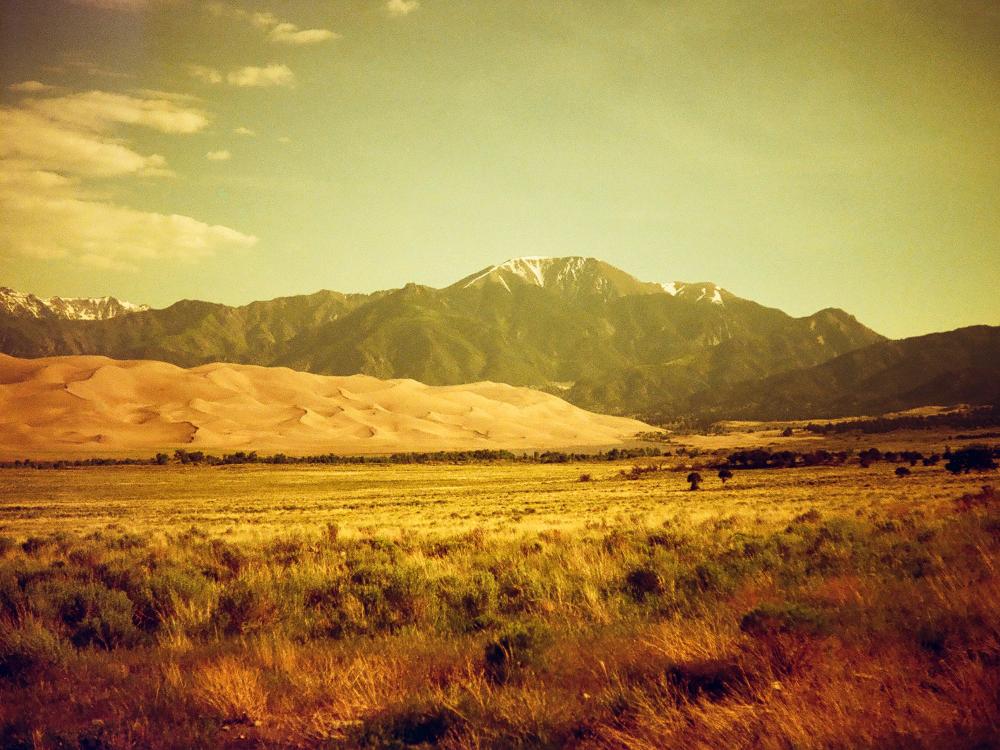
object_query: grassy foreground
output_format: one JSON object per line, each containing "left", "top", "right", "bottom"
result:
{"left": 1, "top": 461, "right": 998, "bottom": 748}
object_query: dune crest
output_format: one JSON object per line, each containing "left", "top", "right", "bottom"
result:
{"left": 0, "top": 354, "right": 649, "bottom": 455}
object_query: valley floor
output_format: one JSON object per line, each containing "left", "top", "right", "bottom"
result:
{"left": 1, "top": 456, "right": 998, "bottom": 748}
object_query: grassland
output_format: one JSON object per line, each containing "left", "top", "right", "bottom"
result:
{"left": 1, "top": 453, "right": 999, "bottom": 748}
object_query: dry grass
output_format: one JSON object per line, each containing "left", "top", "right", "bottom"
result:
{"left": 0, "top": 451, "right": 998, "bottom": 748}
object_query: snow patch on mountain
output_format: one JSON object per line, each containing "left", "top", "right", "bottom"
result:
{"left": 0, "top": 287, "right": 150, "bottom": 320}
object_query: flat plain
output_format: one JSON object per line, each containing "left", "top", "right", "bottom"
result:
{"left": 1, "top": 443, "right": 998, "bottom": 748}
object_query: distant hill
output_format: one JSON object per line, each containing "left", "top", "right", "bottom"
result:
{"left": 685, "top": 325, "right": 1000, "bottom": 420}
{"left": 0, "top": 257, "right": 884, "bottom": 417}
{"left": 0, "top": 353, "right": 649, "bottom": 456}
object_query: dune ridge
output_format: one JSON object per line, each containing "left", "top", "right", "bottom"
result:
{"left": 0, "top": 354, "right": 649, "bottom": 455}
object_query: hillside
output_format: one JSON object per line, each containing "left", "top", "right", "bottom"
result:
{"left": 0, "top": 353, "right": 648, "bottom": 456}
{"left": 0, "top": 257, "right": 883, "bottom": 417}
{"left": 685, "top": 325, "right": 1000, "bottom": 420}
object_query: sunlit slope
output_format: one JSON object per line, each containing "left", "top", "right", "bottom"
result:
{"left": 0, "top": 353, "right": 649, "bottom": 455}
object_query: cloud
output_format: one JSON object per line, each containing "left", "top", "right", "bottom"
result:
{"left": 206, "top": 149, "right": 231, "bottom": 161}
{"left": 209, "top": 4, "right": 338, "bottom": 45}
{"left": 7, "top": 81, "right": 60, "bottom": 94}
{"left": 187, "top": 64, "right": 223, "bottom": 84}
{"left": 25, "top": 90, "right": 210, "bottom": 134}
{"left": 189, "top": 62, "right": 295, "bottom": 88}
{"left": 386, "top": 0, "right": 419, "bottom": 17}
{"left": 227, "top": 64, "right": 294, "bottom": 88}
{"left": 267, "top": 23, "right": 338, "bottom": 45}
{"left": 132, "top": 88, "right": 200, "bottom": 102}
{"left": 0, "top": 89, "right": 256, "bottom": 270}
{"left": 0, "top": 108, "right": 171, "bottom": 177}
{"left": 233, "top": 126, "right": 255, "bottom": 136}
{"left": 0, "top": 183, "right": 257, "bottom": 270}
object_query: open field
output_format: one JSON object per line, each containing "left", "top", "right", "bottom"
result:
{"left": 1, "top": 454, "right": 999, "bottom": 748}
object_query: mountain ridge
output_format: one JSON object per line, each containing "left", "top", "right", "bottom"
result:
{"left": 1, "top": 257, "right": 886, "bottom": 418}
{"left": 0, "top": 287, "right": 149, "bottom": 321}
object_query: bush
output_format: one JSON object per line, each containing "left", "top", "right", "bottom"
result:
{"left": 131, "top": 566, "right": 209, "bottom": 632}
{"left": 0, "top": 618, "right": 64, "bottom": 683}
{"left": 213, "top": 580, "right": 278, "bottom": 636}
{"left": 484, "top": 623, "right": 548, "bottom": 683}
{"left": 357, "top": 702, "right": 462, "bottom": 748}
{"left": 625, "top": 566, "right": 665, "bottom": 601}
{"left": 349, "top": 563, "right": 429, "bottom": 632}
{"left": 38, "top": 580, "right": 139, "bottom": 649}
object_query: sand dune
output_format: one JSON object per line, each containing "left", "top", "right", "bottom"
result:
{"left": 0, "top": 354, "right": 649, "bottom": 456}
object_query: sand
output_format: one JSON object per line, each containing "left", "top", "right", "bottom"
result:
{"left": 0, "top": 354, "right": 649, "bottom": 456}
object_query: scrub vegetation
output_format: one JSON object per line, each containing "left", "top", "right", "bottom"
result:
{"left": 0, "top": 454, "right": 998, "bottom": 748}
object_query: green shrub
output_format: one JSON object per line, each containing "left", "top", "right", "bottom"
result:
{"left": 37, "top": 580, "right": 139, "bottom": 649}
{"left": 213, "top": 579, "right": 278, "bottom": 636}
{"left": 349, "top": 563, "right": 429, "bottom": 632}
{"left": 131, "top": 566, "right": 209, "bottom": 632}
{"left": 0, "top": 618, "right": 64, "bottom": 683}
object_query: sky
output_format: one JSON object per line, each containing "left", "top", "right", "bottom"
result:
{"left": 0, "top": 0, "right": 997, "bottom": 339}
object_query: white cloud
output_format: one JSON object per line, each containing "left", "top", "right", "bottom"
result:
{"left": 210, "top": 4, "right": 338, "bottom": 45}
{"left": 206, "top": 149, "right": 231, "bottom": 161}
{"left": 267, "top": 23, "right": 338, "bottom": 45}
{"left": 26, "top": 91, "right": 210, "bottom": 134}
{"left": 227, "top": 64, "right": 294, "bottom": 88}
{"left": 387, "top": 0, "right": 419, "bottom": 17}
{"left": 7, "top": 81, "right": 60, "bottom": 94}
{"left": 233, "top": 126, "right": 255, "bottom": 136}
{"left": 0, "top": 184, "right": 257, "bottom": 270}
{"left": 0, "top": 89, "right": 256, "bottom": 270}
{"left": 0, "top": 108, "right": 170, "bottom": 178}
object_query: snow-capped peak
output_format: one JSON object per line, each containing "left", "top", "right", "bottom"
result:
{"left": 0, "top": 287, "right": 150, "bottom": 320}
{"left": 452, "top": 257, "right": 729, "bottom": 305}
{"left": 462, "top": 256, "right": 574, "bottom": 289}
{"left": 659, "top": 281, "right": 725, "bottom": 305}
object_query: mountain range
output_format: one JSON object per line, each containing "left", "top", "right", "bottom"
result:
{"left": 2, "top": 257, "right": 995, "bottom": 421}
{"left": 0, "top": 287, "right": 149, "bottom": 321}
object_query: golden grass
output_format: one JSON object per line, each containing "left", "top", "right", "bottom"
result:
{"left": 0, "top": 454, "right": 997, "bottom": 748}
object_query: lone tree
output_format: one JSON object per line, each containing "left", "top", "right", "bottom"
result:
{"left": 687, "top": 472, "right": 702, "bottom": 491}
{"left": 718, "top": 468, "right": 733, "bottom": 485}
{"left": 895, "top": 466, "right": 911, "bottom": 478}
